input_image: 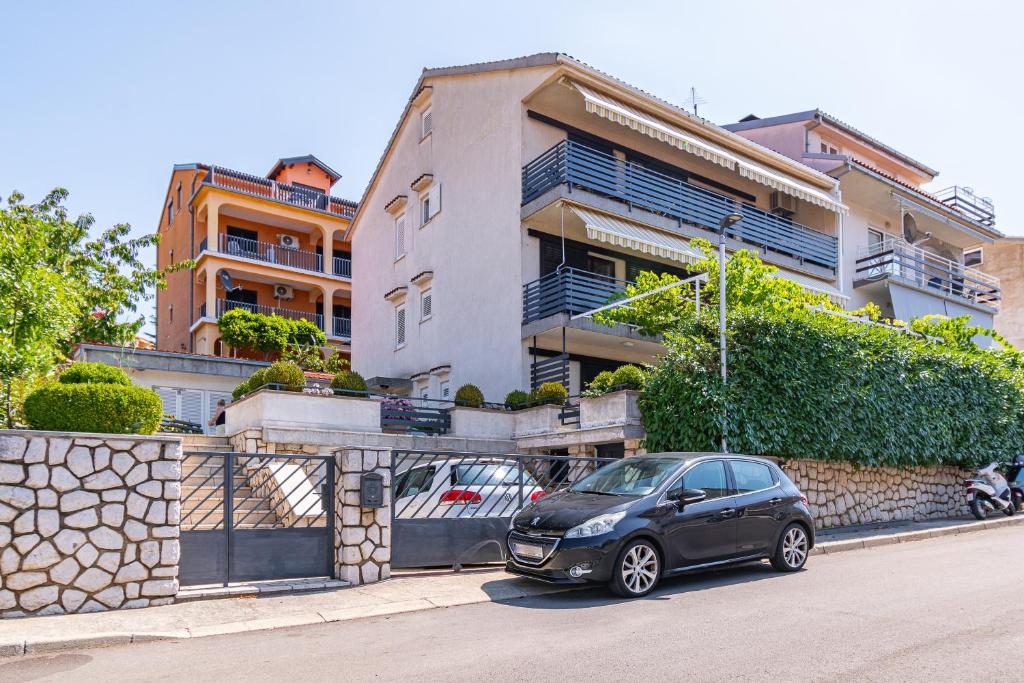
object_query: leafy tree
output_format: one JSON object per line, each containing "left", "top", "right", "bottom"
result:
{"left": 0, "top": 189, "right": 186, "bottom": 427}
{"left": 217, "top": 308, "right": 325, "bottom": 359}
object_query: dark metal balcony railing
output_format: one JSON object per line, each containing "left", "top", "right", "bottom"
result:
{"left": 332, "top": 316, "right": 352, "bottom": 338}
{"left": 333, "top": 256, "right": 352, "bottom": 278}
{"left": 204, "top": 166, "right": 356, "bottom": 218}
{"left": 854, "top": 238, "right": 1000, "bottom": 308}
{"left": 215, "top": 299, "right": 323, "bottom": 329}
{"left": 522, "top": 140, "right": 838, "bottom": 270}
{"left": 523, "top": 268, "right": 630, "bottom": 324}
{"left": 219, "top": 234, "right": 322, "bottom": 272}
{"left": 934, "top": 186, "right": 996, "bottom": 227}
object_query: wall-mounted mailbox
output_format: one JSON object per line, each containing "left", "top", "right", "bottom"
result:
{"left": 360, "top": 472, "right": 385, "bottom": 508}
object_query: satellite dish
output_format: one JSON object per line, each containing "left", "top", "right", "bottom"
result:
{"left": 219, "top": 271, "right": 240, "bottom": 292}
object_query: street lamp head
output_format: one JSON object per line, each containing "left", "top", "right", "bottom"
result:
{"left": 718, "top": 212, "right": 743, "bottom": 234}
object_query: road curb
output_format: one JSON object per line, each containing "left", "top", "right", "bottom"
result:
{"left": 3, "top": 515, "right": 1022, "bottom": 658}
{"left": 810, "top": 515, "right": 1024, "bottom": 557}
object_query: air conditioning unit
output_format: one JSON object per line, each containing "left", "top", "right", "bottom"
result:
{"left": 278, "top": 234, "right": 299, "bottom": 249}
{"left": 770, "top": 191, "right": 798, "bottom": 217}
{"left": 273, "top": 284, "right": 294, "bottom": 300}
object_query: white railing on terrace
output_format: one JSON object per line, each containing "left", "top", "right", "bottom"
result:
{"left": 219, "top": 234, "right": 322, "bottom": 272}
{"left": 333, "top": 256, "right": 352, "bottom": 278}
{"left": 205, "top": 166, "right": 356, "bottom": 219}
{"left": 854, "top": 237, "right": 1000, "bottom": 308}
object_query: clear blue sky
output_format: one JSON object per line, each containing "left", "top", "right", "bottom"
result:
{"left": 2, "top": 1, "right": 1020, "bottom": 335}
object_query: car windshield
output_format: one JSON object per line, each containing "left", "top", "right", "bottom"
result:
{"left": 453, "top": 463, "right": 539, "bottom": 487}
{"left": 569, "top": 458, "right": 680, "bottom": 496}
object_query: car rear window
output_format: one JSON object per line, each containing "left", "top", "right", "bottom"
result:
{"left": 731, "top": 460, "right": 776, "bottom": 493}
{"left": 453, "top": 464, "right": 539, "bottom": 487}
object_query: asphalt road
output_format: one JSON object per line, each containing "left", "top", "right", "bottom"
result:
{"left": 4, "top": 526, "right": 1023, "bottom": 683}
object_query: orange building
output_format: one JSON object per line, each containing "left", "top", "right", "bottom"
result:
{"left": 155, "top": 156, "right": 356, "bottom": 361}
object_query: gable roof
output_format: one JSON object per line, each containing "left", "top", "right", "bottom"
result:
{"left": 267, "top": 155, "right": 342, "bottom": 183}
{"left": 723, "top": 110, "right": 939, "bottom": 178}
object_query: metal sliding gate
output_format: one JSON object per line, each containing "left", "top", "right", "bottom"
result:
{"left": 179, "top": 451, "right": 335, "bottom": 586}
{"left": 391, "top": 451, "right": 615, "bottom": 569}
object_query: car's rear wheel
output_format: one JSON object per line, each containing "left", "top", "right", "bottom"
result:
{"left": 610, "top": 539, "right": 660, "bottom": 598}
{"left": 770, "top": 524, "right": 809, "bottom": 572}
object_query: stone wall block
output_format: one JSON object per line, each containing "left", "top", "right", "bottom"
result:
{"left": 334, "top": 448, "right": 392, "bottom": 587}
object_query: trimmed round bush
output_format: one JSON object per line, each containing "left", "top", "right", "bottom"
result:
{"left": 504, "top": 389, "right": 530, "bottom": 409}
{"left": 247, "top": 361, "right": 306, "bottom": 393}
{"left": 331, "top": 370, "right": 368, "bottom": 393}
{"left": 24, "top": 383, "right": 163, "bottom": 435}
{"left": 232, "top": 378, "right": 251, "bottom": 401}
{"left": 531, "top": 382, "right": 568, "bottom": 405}
{"left": 454, "top": 384, "right": 485, "bottom": 408}
{"left": 587, "top": 371, "right": 615, "bottom": 395}
{"left": 59, "top": 362, "right": 131, "bottom": 386}
{"left": 610, "top": 365, "right": 645, "bottom": 391}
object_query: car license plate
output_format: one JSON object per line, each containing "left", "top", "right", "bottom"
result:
{"left": 511, "top": 542, "right": 544, "bottom": 560}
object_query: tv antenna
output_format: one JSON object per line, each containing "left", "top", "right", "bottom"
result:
{"left": 682, "top": 87, "right": 707, "bottom": 117}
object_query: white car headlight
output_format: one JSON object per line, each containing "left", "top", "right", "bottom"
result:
{"left": 564, "top": 511, "right": 627, "bottom": 539}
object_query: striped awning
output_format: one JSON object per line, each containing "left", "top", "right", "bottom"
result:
{"left": 570, "top": 81, "right": 847, "bottom": 215}
{"left": 571, "top": 206, "right": 704, "bottom": 265}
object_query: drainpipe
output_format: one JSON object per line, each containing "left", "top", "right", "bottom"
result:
{"left": 187, "top": 172, "right": 199, "bottom": 353}
{"left": 829, "top": 164, "right": 853, "bottom": 300}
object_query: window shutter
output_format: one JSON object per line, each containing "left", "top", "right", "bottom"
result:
{"left": 395, "top": 217, "right": 406, "bottom": 258}
{"left": 180, "top": 390, "right": 205, "bottom": 426}
{"left": 154, "top": 387, "right": 178, "bottom": 418}
{"left": 396, "top": 306, "right": 407, "bottom": 347}
{"left": 427, "top": 184, "right": 441, "bottom": 219}
{"left": 440, "top": 380, "right": 450, "bottom": 399}
{"left": 421, "top": 291, "right": 432, "bottom": 319}
{"left": 422, "top": 109, "right": 432, "bottom": 137}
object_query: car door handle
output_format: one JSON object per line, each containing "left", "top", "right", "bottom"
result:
{"left": 719, "top": 508, "right": 736, "bottom": 517}
{"left": 769, "top": 498, "right": 783, "bottom": 505}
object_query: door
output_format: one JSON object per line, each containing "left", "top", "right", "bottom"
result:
{"left": 661, "top": 460, "right": 737, "bottom": 568}
{"left": 226, "top": 226, "right": 259, "bottom": 257}
{"left": 226, "top": 288, "right": 258, "bottom": 314}
{"left": 729, "top": 459, "right": 785, "bottom": 555}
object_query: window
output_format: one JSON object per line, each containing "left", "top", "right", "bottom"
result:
{"left": 168, "top": 304, "right": 173, "bottom": 323}
{"left": 820, "top": 142, "right": 840, "bottom": 155}
{"left": 419, "top": 386, "right": 430, "bottom": 399}
{"left": 176, "top": 182, "right": 182, "bottom": 215}
{"left": 964, "top": 248, "right": 983, "bottom": 267}
{"left": 395, "top": 305, "right": 407, "bottom": 348}
{"left": 868, "top": 228, "right": 885, "bottom": 251}
{"left": 421, "top": 195, "right": 431, "bottom": 225}
{"left": 420, "top": 185, "right": 441, "bottom": 226}
{"left": 731, "top": 460, "right": 776, "bottom": 494}
{"left": 167, "top": 201, "right": 173, "bottom": 225}
{"left": 169, "top": 249, "right": 174, "bottom": 265}
{"left": 420, "top": 288, "right": 432, "bottom": 321}
{"left": 421, "top": 107, "right": 432, "bottom": 138}
{"left": 440, "top": 380, "right": 450, "bottom": 399}
{"left": 681, "top": 460, "right": 729, "bottom": 500}
{"left": 395, "top": 465, "right": 436, "bottom": 499}
{"left": 394, "top": 215, "right": 406, "bottom": 260}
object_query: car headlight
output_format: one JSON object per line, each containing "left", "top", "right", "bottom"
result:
{"left": 564, "top": 511, "right": 627, "bottom": 539}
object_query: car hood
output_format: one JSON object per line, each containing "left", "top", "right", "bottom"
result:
{"left": 512, "top": 490, "right": 636, "bottom": 533}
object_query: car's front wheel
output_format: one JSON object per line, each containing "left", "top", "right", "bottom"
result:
{"left": 610, "top": 539, "right": 661, "bottom": 598}
{"left": 770, "top": 524, "right": 809, "bottom": 572}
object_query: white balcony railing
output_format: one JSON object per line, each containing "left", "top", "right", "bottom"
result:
{"left": 854, "top": 238, "right": 1000, "bottom": 308}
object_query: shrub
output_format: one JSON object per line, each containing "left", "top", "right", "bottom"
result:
{"left": 24, "top": 382, "right": 163, "bottom": 435}
{"left": 231, "top": 378, "right": 251, "bottom": 401}
{"left": 530, "top": 382, "right": 568, "bottom": 405}
{"left": 218, "top": 308, "right": 326, "bottom": 356}
{"left": 610, "top": 365, "right": 645, "bottom": 391}
{"left": 331, "top": 370, "right": 368, "bottom": 394}
{"left": 586, "top": 371, "right": 615, "bottom": 395}
{"left": 504, "top": 389, "right": 531, "bottom": 409}
{"left": 58, "top": 362, "right": 131, "bottom": 386}
{"left": 246, "top": 361, "right": 306, "bottom": 393}
{"left": 454, "top": 384, "right": 485, "bottom": 408}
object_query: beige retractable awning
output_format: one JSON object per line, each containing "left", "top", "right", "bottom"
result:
{"left": 570, "top": 81, "right": 847, "bottom": 215}
{"left": 570, "top": 206, "right": 705, "bottom": 265}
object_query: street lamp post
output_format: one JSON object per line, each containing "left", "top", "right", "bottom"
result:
{"left": 717, "top": 212, "right": 743, "bottom": 453}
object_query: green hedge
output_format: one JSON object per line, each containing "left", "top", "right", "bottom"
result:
{"left": 504, "top": 389, "right": 530, "bottom": 409}
{"left": 640, "top": 308, "right": 1024, "bottom": 468}
{"left": 234, "top": 361, "right": 306, "bottom": 398}
{"left": 531, "top": 382, "right": 568, "bottom": 405}
{"left": 58, "top": 362, "right": 131, "bottom": 386}
{"left": 331, "top": 370, "right": 367, "bottom": 393}
{"left": 454, "top": 384, "right": 484, "bottom": 408}
{"left": 24, "top": 383, "right": 163, "bottom": 435}
{"left": 218, "top": 308, "right": 326, "bottom": 354}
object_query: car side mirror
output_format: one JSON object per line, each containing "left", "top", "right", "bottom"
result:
{"left": 681, "top": 488, "right": 707, "bottom": 505}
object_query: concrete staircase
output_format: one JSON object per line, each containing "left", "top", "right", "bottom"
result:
{"left": 180, "top": 437, "right": 277, "bottom": 530}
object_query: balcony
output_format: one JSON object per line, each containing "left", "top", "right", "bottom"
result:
{"left": 854, "top": 238, "right": 1000, "bottom": 309}
{"left": 204, "top": 165, "right": 356, "bottom": 218}
{"left": 214, "top": 299, "right": 323, "bottom": 329}
{"left": 333, "top": 256, "right": 352, "bottom": 278}
{"left": 198, "top": 235, "right": 352, "bottom": 279}
{"left": 934, "top": 186, "right": 995, "bottom": 227}
{"left": 332, "top": 316, "right": 352, "bottom": 338}
{"left": 523, "top": 141, "right": 838, "bottom": 271}
{"left": 523, "top": 268, "right": 629, "bottom": 324}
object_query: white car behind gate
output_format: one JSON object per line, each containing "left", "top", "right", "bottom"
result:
{"left": 394, "top": 459, "right": 548, "bottom": 519}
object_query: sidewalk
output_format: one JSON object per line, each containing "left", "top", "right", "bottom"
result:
{"left": 2, "top": 514, "right": 1021, "bottom": 657}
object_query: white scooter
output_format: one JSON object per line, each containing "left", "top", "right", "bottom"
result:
{"left": 964, "top": 462, "right": 1017, "bottom": 520}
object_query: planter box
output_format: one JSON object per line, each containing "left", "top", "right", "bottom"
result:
{"left": 513, "top": 404, "right": 566, "bottom": 437}
{"left": 449, "top": 406, "right": 516, "bottom": 440}
{"left": 579, "top": 390, "right": 642, "bottom": 430}
{"left": 226, "top": 389, "right": 384, "bottom": 434}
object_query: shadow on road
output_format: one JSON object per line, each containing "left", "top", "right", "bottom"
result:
{"left": 484, "top": 560, "right": 798, "bottom": 609}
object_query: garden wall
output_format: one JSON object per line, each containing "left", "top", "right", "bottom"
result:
{"left": 780, "top": 459, "right": 968, "bottom": 529}
{"left": 0, "top": 430, "right": 182, "bottom": 618}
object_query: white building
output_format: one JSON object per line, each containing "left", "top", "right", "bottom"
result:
{"left": 351, "top": 54, "right": 865, "bottom": 403}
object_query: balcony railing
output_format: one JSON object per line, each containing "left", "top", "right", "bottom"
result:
{"left": 523, "top": 268, "right": 630, "bottom": 324}
{"left": 332, "top": 316, "right": 352, "bottom": 338}
{"left": 522, "top": 140, "right": 839, "bottom": 271}
{"left": 333, "top": 256, "right": 352, "bottom": 278}
{"left": 215, "top": 299, "right": 324, "bottom": 329}
{"left": 219, "top": 234, "right": 322, "bottom": 272}
{"left": 934, "top": 186, "right": 996, "bottom": 227}
{"left": 205, "top": 166, "right": 356, "bottom": 218}
{"left": 854, "top": 238, "right": 1000, "bottom": 308}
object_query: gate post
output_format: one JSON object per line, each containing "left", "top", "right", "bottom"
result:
{"left": 334, "top": 448, "right": 392, "bottom": 586}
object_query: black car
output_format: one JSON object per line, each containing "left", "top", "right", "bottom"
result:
{"left": 506, "top": 453, "right": 814, "bottom": 597}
